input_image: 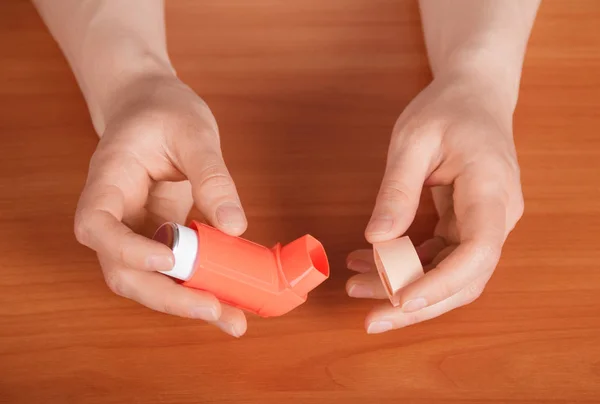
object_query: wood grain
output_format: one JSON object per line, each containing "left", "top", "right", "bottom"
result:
{"left": 1, "top": 1, "right": 599, "bottom": 403}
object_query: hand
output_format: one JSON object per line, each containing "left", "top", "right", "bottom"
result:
{"left": 74, "top": 74, "right": 248, "bottom": 337}
{"left": 346, "top": 68, "right": 525, "bottom": 333}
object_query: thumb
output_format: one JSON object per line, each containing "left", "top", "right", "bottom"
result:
{"left": 366, "top": 137, "right": 436, "bottom": 243}
{"left": 177, "top": 141, "right": 247, "bottom": 236}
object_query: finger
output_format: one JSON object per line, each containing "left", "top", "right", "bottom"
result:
{"left": 415, "top": 237, "right": 447, "bottom": 266}
{"left": 434, "top": 201, "right": 460, "bottom": 244}
{"left": 365, "top": 134, "right": 438, "bottom": 243}
{"left": 346, "top": 272, "right": 388, "bottom": 299}
{"left": 148, "top": 181, "right": 194, "bottom": 224}
{"left": 75, "top": 156, "right": 175, "bottom": 272}
{"left": 346, "top": 245, "right": 455, "bottom": 299}
{"left": 396, "top": 171, "right": 507, "bottom": 312}
{"left": 431, "top": 185, "right": 453, "bottom": 217}
{"left": 210, "top": 305, "right": 248, "bottom": 338}
{"left": 364, "top": 276, "right": 490, "bottom": 334}
{"left": 424, "top": 245, "right": 454, "bottom": 272}
{"left": 346, "top": 249, "right": 376, "bottom": 273}
{"left": 139, "top": 180, "right": 194, "bottom": 237}
{"left": 175, "top": 136, "right": 247, "bottom": 236}
{"left": 99, "top": 256, "right": 222, "bottom": 322}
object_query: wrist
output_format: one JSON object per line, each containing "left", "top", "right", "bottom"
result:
{"left": 77, "top": 35, "right": 176, "bottom": 135}
{"left": 438, "top": 51, "right": 523, "bottom": 116}
{"left": 432, "top": 39, "right": 527, "bottom": 114}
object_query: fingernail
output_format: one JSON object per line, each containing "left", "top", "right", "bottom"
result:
{"left": 216, "top": 202, "right": 246, "bottom": 228}
{"left": 367, "top": 321, "right": 393, "bottom": 334}
{"left": 402, "top": 297, "right": 428, "bottom": 313}
{"left": 146, "top": 255, "right": 174, "bottom": 271}
{"left": 191, "top": 306, "right": 219, "bottom": 321}
{"left": 347, "top": 259, "right": 372, "bottom": 273}
{"left": 366, "top": 216, "right": 393, "bottom": 235}
{"left": 347, "top": 284, "right": 374, "bottom": 298}
{"left": 216, "top": 321, "right": 243, "bottom": 338}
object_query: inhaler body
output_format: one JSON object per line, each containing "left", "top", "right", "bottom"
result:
{"left": 154, "top": 221, "right": 329, "bottom": 317}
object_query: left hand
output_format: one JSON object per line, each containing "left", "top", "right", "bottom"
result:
{"left": 345, "top": 68, "right": 525, "bottom": 334}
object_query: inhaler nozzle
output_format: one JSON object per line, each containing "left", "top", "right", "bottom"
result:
{"left": 279, "top": 235, "right": 329, "bottom": 297}
{"left": 153, "top": 222, "right": 198, "bottom": 281}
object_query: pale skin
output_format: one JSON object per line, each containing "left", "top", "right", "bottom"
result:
{"left": 33, "top": 0, "right": 540, "bottom": 337}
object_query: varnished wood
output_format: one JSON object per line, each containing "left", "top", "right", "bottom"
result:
{"left": 1, "top": 1, "right": 599, "bottom": 403}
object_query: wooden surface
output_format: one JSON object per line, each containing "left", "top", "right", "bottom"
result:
{"left": 1, "top": 1, "right": 600, "bottom": 403}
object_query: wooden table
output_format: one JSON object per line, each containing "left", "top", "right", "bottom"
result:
{"left": 1, "top": 1, "right": 599, "bottom": 403}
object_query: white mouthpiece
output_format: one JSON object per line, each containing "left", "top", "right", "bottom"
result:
{"left": 153, "top": 222, "right": 198, "bottom": 281}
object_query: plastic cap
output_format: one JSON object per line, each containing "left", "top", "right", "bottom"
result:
{"left": 153, "top": 222, "right": 199, "bottom": 281}
{"left": 373, "top": 237, "right": 424, "bottom": 306}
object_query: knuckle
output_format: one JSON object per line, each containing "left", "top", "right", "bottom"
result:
{"left": 505, "top": 194, "right": 525, "bottom": 234}
{"left": 104, "top": 270, "right": 129, "bottom": 297}
{"left": 393, "top": 115, "right": 430, "bottom": 141}
{"left": 404, "top": 129, "right": 434, "bottom": 152}
{"left": 472, "top": 243, "right": 501, "bottom": 267}
{"left": 481, "top": 156, "right": 521, "bottom": 189}
{"left": 486, "top": 158, "right": 510, "bottom": 177}
{"left": 172, "top": 106, "right": 220, "bottom": 140}
{"left": 514, "top": 195, "right": 525, "bottom": 220}
{"left": 73, "top": 209, "right": 93, "bottom": 245}
{"left": 117, "top": 231, "right": 135, "bottom": 266}
{"left": 198, "top": 162, "right": 234, "bottom": 192}
{"left": 437, "top": 280, "right": 458, "bottom": 302}
{"left": 390, "top": 131, "right": 437, "bottom": 163}
{"left": 117, "top": 228, "right": 150, "bottom": 269}
{"left": 160, "top": 298, "right": 180, "bottom": 317}
{"left": 378, "top": 180, "right": 411, "bottom": 205}
{"left": 463, "top": 282, "right": 486, "bottom": 305}
{"left": 402, "top": 313, "right": 421, "bottom": 327}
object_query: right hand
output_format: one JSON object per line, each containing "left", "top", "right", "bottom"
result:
{"left": 74, "top": 74, "right": 248, "bottom": 337}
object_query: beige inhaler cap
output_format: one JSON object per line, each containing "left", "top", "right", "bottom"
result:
{"left": 372, "top": 237, "right": 424, "bottom": 306}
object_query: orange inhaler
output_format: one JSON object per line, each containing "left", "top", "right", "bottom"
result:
{"left": 153, "top": 221, "right": 329, "bottom": 317}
